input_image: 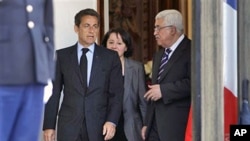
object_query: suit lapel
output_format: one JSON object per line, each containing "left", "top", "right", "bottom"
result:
{"left": 157, "top": 37, "right": 188, "bottom": 83}
{"left": 88, "top": 44, "right": 101, "bottom": 89}
{"left": 152, "top": 50, "right": 164, "bottom": 83}
{"left": 124, "top": 59, "right": 133, "bottom": 102}
{"left": 69, "top": 44, "right": 84, "bottom": 85}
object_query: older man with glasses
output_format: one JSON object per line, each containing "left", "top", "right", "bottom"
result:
{"left": 142, "top": 9, "right": 191, "bottom": 141}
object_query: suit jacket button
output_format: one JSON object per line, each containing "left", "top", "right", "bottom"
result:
{"left": 26, "top": 5, "right": 33, "bottom": 13}
{"left": 44, "top": 36, "right": 50, "bottom": 42}
{"left": 27, "top": 21, "right": 35, "bottom": 29}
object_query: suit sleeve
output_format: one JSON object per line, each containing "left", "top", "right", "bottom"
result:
{"left": 106, "top": 52, "right": 124, "bottom": 125}
{"left": 44, "top": 0, "right": 55, "bottom": 79}
{"left": 44, "top": 0, "right": 54, "bottom": 43}
{"left": 43, "top": 52, "right": 63, "bottom": 130}
{"left": 137, "top": 63, "right": 148, "bottom": 124}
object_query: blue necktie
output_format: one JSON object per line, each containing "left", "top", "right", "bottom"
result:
{"left": 157, "top": 48, "right": 172, "bottom": 81}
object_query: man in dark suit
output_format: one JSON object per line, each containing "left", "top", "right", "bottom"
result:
{"left": 43, "top": 9, "right": 124, "bottom": 141}
{"left": 0, "top": 0, "right": 55, "bottom": 141}
{"left": 142, "top": 9, "right": 191, "bottom": 141}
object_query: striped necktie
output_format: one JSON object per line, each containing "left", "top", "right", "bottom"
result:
{"left": 157, "top": 48, "right": 172, "bottom": 81}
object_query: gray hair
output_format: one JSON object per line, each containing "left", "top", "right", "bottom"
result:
{"left": 155, "top": 9, "right": 184, "bottom": 34}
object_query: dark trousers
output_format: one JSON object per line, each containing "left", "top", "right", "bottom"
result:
{"left": 110, "top": 112, "right": 127, "bottom": 141}
{"left": 146, "top": 116, "right": 161, "bottom": 141}
{"left": 76, "top": 119, "right": 89, "bottom": 141}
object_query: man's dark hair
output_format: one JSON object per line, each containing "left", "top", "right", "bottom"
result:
{"left": 74, "top": 8, "right": 100, "bottom": 27}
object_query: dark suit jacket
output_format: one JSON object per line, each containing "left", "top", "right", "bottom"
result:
{"left": 145, "top": 36, "right": 191, "bottom": 141}
{"left": 0, "top": 0, "right": 55, "bottom": 85}
{"left": 43, "top": 44, "right": 124, "bottom": 141}
{"left": 123, "top": 58, "right": 147, "bottom": 141}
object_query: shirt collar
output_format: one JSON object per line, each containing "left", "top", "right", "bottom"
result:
{"left": 77, "top": 42, "right": 95, "bottom": 53}
{"left": 168, "top": 34, "right": 185, "bottom": 52}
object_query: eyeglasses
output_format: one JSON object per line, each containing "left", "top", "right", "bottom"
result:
{"left": 154, "top": 25, "right": 173, "bottom": 32}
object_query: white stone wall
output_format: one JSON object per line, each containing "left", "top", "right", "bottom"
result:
{"left": 54, "top": 0, "right": 97, "bottom": 50}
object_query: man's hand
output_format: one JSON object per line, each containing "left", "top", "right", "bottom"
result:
{"left": 103, "top": 121, "right": 116, "bottom": 141}
{"left": 144, "top": 84, "right": 162, "bottom": 101}
{"left": 43, "top": 129, "right": 55, "bottom": 141}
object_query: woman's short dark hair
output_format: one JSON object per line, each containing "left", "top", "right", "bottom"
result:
{"left": 101, "top": 28, "right": 133, "bottom": 57}
{"left": 74, "top": 8, "right": 100, "bottom": 27}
